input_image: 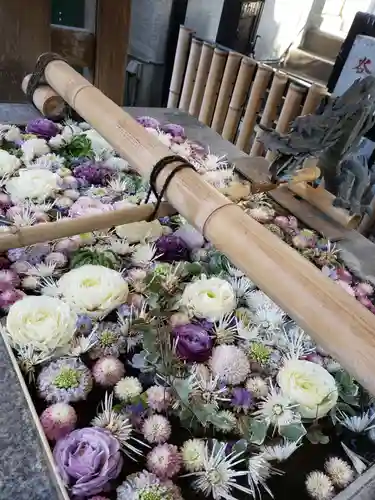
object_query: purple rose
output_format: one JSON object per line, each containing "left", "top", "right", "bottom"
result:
{"left": 155, "top": 235, "right": 190, "bottom": 263}
{"left": 172, "top": 323, "right": 213, "bottom": 362}
{"left": 161, "top": 123, "right": 185, "bottom": 138}
{"left": 53, "top": 427, "right": 123, "bottom": 498}
{"left": 26, "top": 118, "right": 59, "bottom": 139}
{"left": 136, "top": 116, "right": 160, "bottom": 129}
{"left": 73, "top": 162, "right": 113, "bottom": 186}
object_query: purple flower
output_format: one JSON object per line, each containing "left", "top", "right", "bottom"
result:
{"left": 136, "top": 116, "right": 160, "bottom": 129}
{"left": 162, "top": 123, "right": 185, "bottom": 138}
{"left": 73, "top": 162, "right": 113, "bottom": 186}
{"left": 172, "top": 323, "right": 213, "bottom": 362}
{"left": 231, "top": 388, "right": 253, "bottom": 411}
{"left": 155, "top": 235, "right": 190, "bottom": 263}
{"left": 76, "top": 315, "right": 93, "bottom": 335}
{"left": 53, "top": 427, "right": 123, "bottom": 498}
{"left": 69, "top": 197, "right": 113, "bottom": 218}
{"left": 192, "top": 317, "right": 214, "bottom": 331}
{"left": 26, "top": 118, "right": 59, "bottom": 139}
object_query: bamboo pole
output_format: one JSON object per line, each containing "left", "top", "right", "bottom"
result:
{"left": 222, "top": 57, "right": 257, "bottom": 142}
{"left": 236, "top": 64, "right": 273, "bottom": 153}
{"left": 0, "top": 203, "right": 175, "bottom": 251}
{"left": 265, "top": 83, "right": 306, "bottom": 161}
{"left": 211, "top": 51, "right": 242, "bottom": 134}
{"left": 301, "top": 82, "right": 327, "bottom": 116}
{"left": 167, "top": 26, "right": 193, "bottom": 108}
{"left": 188, "top": 42, "right": 214, "bottom": 117}
{"left": 22, "top": 75, "right": 65, "bottom": 119}
{"left": 198, "top": 48, "right": 228, "bottom": 126}
{"left": 250, "top": 71, "right": 288, "bottom": 157}
{"left": 179, "top": 38, "right": 202, "bottom": 112}
{"left": 31, "top": 59, "right": 375, "bottom": 395}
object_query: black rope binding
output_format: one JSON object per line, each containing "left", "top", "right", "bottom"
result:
{"left": 144, "top": 155, "right": 197, "bottom": 221}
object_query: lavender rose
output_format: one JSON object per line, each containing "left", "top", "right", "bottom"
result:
{"left": 162, "top": 123, "right": 185, "bottom": 138}
{"left": 136, "top": 116, "right": 160, "bottom": 129}
{"left": 172, "top": 323, "right": 213, "bottom": 362}
{"left": 26, "top": 118, "right": 59, "bottom": 139}
{"left": 155, "top": 235, "right": 190, "bottom": 263}
{"left": 73, "top": 162, "right": 113, "bottom": 186}
{"left": 53, "top": 427, "right": 123, "bottom": 498}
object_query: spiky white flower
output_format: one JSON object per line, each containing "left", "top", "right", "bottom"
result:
{"left": 341, "top": 442, "right": 368, "bottom": 475}
{"left": 91, "top": 392, "right": 144, "bottom": 459}
{"left": 26, "top": 262, "right": 57, "bottom": 278}
{"left": 184, "top": 441, "right": 253, "bottom": 500}
{"left": 248, "top": 454, "right": 278, "bottom": 498}
{"left": 210, "top": 345, "right": 250, "bottom": 385}
{"left": 69, "top": 329, "right": 98, "bottom": 357}
{"left": 214, "top": 313, "right": 238, "bottom": 344}
{"left": 226, "top": 263, "right": 245, "bottom": 278}
{"left": 200, "top": 153, "right": 228, "bottom": 172}
{"left": 131, "top": 242, "right": 159, "bottom": 267}
{"left": 202, "top": 166, "right": 234, "bottom": 189}
{"left": 115, "top": 377, "right": 143, "bottom": 402}
{"left": 181, "top": 439, "right": 205, "bottom": 472}
{"left": 16, "top": 344, "right": 53, "bottom": 383}
{"left": 28, "top": 153, "right": 65, "bottom": 170}
{"left": 188, "top": 368, "right": 229, "bottom": 408}
{"left": 107, "top": 176, "right": 130, "bottom": 194}
{"left": 104, "top": 156, "right": 130, "bottom": 171}
{"left": 171, "top": 141, "right": 193, "bottom": 159}
{"left": 246, "top": 290, "right": 278, "bottom": 311}
{"left": 246, "top": 376, "right": 269, "bottom": 399}
{"left": 155, "top": 129, "right": 173, "bottom": 148}
{"left": 305, "top": 471, "right": 334, "bottom": 500}
{"left": 338, "top": 410, "right": 375, "bottom": 433}
{"left": 229, "top": 276, "right": 257, "bottom": 300}
{"left": 252, "top": 304, "right": 285, "bottom": 329}
{"left": 324, "top": 457, "right": 354, "bottom": 488}
{"left": 10, "top": 205, "right": 37, "bottom": 227}
{"left": 261, "top": 440, "right": 301, "bottom": 462}
{"left": 253, "top": 384, "right": 300, "bottom": 430}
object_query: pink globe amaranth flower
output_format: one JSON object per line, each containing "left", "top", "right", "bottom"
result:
{"left": 69, "top": 196, "right": 114, "bottom": 218}
{"left": 0, "top": 288, "right": 25, "bottom": 308}
{"left": 40, "top": 403, "right": 77, "bottom": 441}
{"left": 0, "top": 269, "right": 20, "bottom": 291}
{"left": 26, "top": 118, "right": 59, "bottom": 139}
{"left": 92, "top": 356, "right": 125, "bottom": 387}
{"left": 358, "top": 295, "right": 373, "bottom": 309}
{"left": 336, "top": 267, "right": 352, "bottom": 284}
{"left": 146, "top": 443, "right": 182, "bottom": 479}
{"left": 356, "top": 282, "right": 374, "bottom": 297}
{"left": 172, "top": 323, "right": 213, "bottom": 363}
{"left": 53, "top": 427, "right": 123, "bottom": 498}
{"left": 0, "top": 193, "right": 11, "bottom": 207}
{"left": 55, "top": 238, "right": 80, "bottom": 254}
{"left": 136, "top": 116, "right": 160, "bottom": 129}
{"left": 146, "top": 386, "right": 172, "bottom": 412}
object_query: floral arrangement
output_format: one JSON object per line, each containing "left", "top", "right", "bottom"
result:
{"left": 0, "top": 116, "right": 374, "bottom": 500}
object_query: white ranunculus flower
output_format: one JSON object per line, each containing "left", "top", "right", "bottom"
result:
{"left": 278, "top": 359, "right": 338, "bottom": 420}
{"left": 6, "top": 168, "right": 60, "bottom": 202}
{"left": 56, "top": 264, "right": 129, "bottom": 318}
{"left": 0, "top": 149, "right": 21, "bottom": 176}
{"left": 6, "top": 295, "right": 77, "bottom": 352}
{"left": 115, "top": 219, "right": 163, "bottom": 243}
{"left": 84, "top": 129, "right": 113, "bottom": 155}
{"left": 181, "top": 275, "right": 236, "bottom": 321}
{"left": 21, "top": 138, "right": 50, "bottom": 162}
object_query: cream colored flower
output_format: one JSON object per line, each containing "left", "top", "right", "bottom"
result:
{"left": 6, "top": 295, "right": 76, "bottom": 352}
{"left": 181, "top": 275, "right": 236, "bottom": 321}
{"left": 115, "top": 219, "right": 163, "bottom": 243}
{"left": 84, "top": 129, "right": 113, "bottom": 155}
{"left": 278, "top": 359, "right": 338, "bottom": 419}
{"left": 21, "top": 138, "right": 50, "bottom": 162}
{"left": 6, "top": 168, "right": 60, "bottom": 202}
{"left": 0, "top": 149, "right": 21, "bottom": 176}
{"left": 56, "top": 264, "right": 129, "bottom": 319}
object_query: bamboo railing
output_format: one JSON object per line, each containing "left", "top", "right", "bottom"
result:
{"left": 19, "top": 57, "right": 375, "bottom": 397}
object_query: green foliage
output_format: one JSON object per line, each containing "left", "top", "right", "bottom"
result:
{"left": 246, "top": 418, "right": 269, "bottom": 445}
{"left": 279, "top": 422, "right": 307, "bottom": 442}
{"left": 70, "top": 248, "right": 119, "bottom": 269}
{"left": 306, "top": 426, "right": 329, "bottom": 445}
{"left": 335, "top": 370, "right": 360, "bottom": 406}
{"left": 61, "top": 135, "right": 94, "bottom": 160}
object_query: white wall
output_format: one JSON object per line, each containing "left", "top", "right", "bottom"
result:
{"left": 255, "top": 0, "right": 316, "bottom": 60}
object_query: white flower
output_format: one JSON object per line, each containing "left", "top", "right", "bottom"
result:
{"left": 131, "top": 243, "right": 159, "bottom": 267}
{"left": 254, "top": 384, "right": 300, "bottom": 429}
{"left": 155, "top": 130, "right": 173, "bottom": 148}
{"left": 278, "top": 359, "right": 338, "bottom": 420}
{"left": 49, "top": 134, "right": 65, "bottom": 148}
{"left": 28, "top": 153, "right": 65, "bottom": 170}
{"left": 200, "top": 154, "right": 228, "bottom": 172}
{"left": 253, "top": 304, "right": 285, "bottom": 329}
{"left": 305, "top": 471, "right": 334, "bottom": 500}
{"left": 171, "top": 141, "right": 192, "bottom": 159}
{"left": 248, "top": 454, "right": 277, "bottom": 498}
{"left": 21, "top": 138, "right": 50, "bottom": 162}
{"left": 114, "top": 377, "right": 143, "bottom": 402}
{"left": 181, "top": 275, "right": 236, "bottom": 321}
{"left": 142, "top": 415, "right": 171, "bottom": 444}
{"left": 4, "top": 126, "right": 22, "bottom": 142}
{"left": 261, "top": 440, "right": 301, "bottom": 462}
{"left": 341, "top": 442, "right": 368, "bottom": 475}
{"left": 84, "top": 129, "right": 113, "bottom": 155}
{"left": 210, "top": 345, "right": 250, "bottom": 385}
{"left": 104, "top": 156, "right": 130, "bottom": 171}
{"left": 338, "top": 410, "right": 375, "bottom": 433}
{"left": 116, "top": 220, "right": 163, "bottom": 243}
{"left": 6, "top": 295, "right": 76, "bottom": 353}
{"left": 181, "top": 439, "right": 205, "bottom": 472}
{"left": 0, "top": 149, "right": 21, "bottom": 176}
{"left": 56, "top": 264, "right": 129, "bottom": 319}
{"left": 202, "top": 167, "right": 234, "bottom": 188}
{"left": 245, "top": 376, "right": 269, "bottom": 399}
{"left": 324, "top": 457, "right": 354, "bottom": 488}
{"left": 6, "top": 168, "right": 60, "bottom": 202}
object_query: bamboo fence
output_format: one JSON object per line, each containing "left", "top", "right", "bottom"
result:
{"left": 18, "top": 57, "right": 375, "bottom": 397}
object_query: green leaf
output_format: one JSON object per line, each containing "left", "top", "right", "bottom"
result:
{"left": 306, "top": 426, "right": 329, "bottom": 445}
{"left": 232, "top": 439, "right": 249, "bottom": 455}
{"left": 247, "top": 418, "right": 269, "bottom": 445}
{"left": 209, "top": 411, "right": 235, "bottom": 431}
{"left": 183, "top": 262, "right": 204, "bottom": 276}
{"left": 279, "top": 422, "right": 307, "bottom": 442}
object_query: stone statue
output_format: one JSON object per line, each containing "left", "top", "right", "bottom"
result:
{"left": 259, "top": 75, "right": 375, "bottom": 215}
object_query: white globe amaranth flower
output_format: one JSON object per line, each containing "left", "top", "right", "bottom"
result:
{"left": 116, "top": 219, "right": 163, "bottom": 243}
{"left": 83, "top": 128, "right": 113, "bottom": 155}
{"left": 305, "top": 471, "right": 334, "bottom": 500}
{"left": 0, "top": 149, "right": 21, "bottom": 176}
{"left": 56, "top": 264, "right": 129, "bottom": 319}
{"left": 210, "top": 345, "right": 250, "bottom": 385}
{"left": 6, "top": 295, "right": 76, "bottom": 352}
{"left": 278, "top": 359, "right": 338, "bottom": 419}
{"left": 181, "top": 275, "right": 236, "bottom": 321}
{"left": 181, "top": 439, "right": 205, "bottom": 472}
{"left": 115, "top": 376, "right": 143, "bottom": 402}
{"left": 6, "top": 168, "right": 60, "bottom": 202}
{"left": 21, "top": 137, "right": 50, "bottom": 162}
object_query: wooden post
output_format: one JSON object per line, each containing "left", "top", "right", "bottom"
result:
{"left": 302, "top": 82, "right": 327, "bottom": 116}
{"left": 0, "top": 0, "right": 51, "bottom": 102}
{"left": 94, "top": 0, "right": 131, "bottom": 105}
{"left": 189, "top": 42, "right": 214, "bottom": 117}
{"left": 211, "top": 51, "right": 242, "bottom": 134}
{"left": 250, "top": 71, "right": 288, "bottom": 157}
{"left": 167, "top": 26, "right": 193, "bottom": 108}
{"left": 179, "top": 38, "right": 202, "bottom": 112}
{"left": 198, "top": 48, "right": 228, "bottom": 126}
{"left": 236, "top": 64, "right": 273, "bottom": 153}
{"left": 222, "top": 57, "right": 257, "bottom": 142}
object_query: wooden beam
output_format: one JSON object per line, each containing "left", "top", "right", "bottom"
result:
{"left": 51, "top": 25, "right": 95, "bottom": 69}
{"left": 0, "top": 0, "right": 50, "bottom": 102}
{"left": 94, "top": 0, "right": 131, "bottom": 105}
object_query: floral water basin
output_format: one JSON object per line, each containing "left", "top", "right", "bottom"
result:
{"left": 0, "top": 116, "right": 375, "bottom": 500}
